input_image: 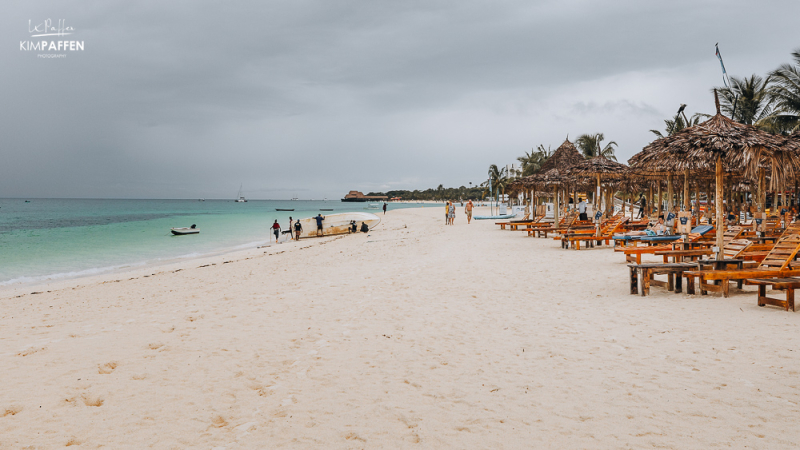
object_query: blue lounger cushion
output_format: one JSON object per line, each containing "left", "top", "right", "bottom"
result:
{"left": 613, "top": 224, "right": 713, "bottom": 241}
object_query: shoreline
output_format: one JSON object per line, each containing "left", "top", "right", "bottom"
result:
{"left": 1, "top": 204, "right": 438, "bottom": 296}
{"left": 0, "top": 231, "right": 350, "bottom": 300}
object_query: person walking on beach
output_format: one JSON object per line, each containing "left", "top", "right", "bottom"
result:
{"left": 465, "top": 200, "right": 474, "bottom": 224}
{"left": 294, "top": 219, "right": 303, "bottom": 240}
{"left": 445, "top": 201, "right": 450, "bottom": 225}
{"left": 577, "top": 197, "right": 587, "bottom": 221}
{"left": 383, "top": 203, "right": 387, "bottom": 215}
{"left": 288, "top": 216, "right": 294, "bottom": 240}
{"left": 315, "top": 214, "right": 325, "bottom": 236}
{"left": 448, "top": 201, "right": 456, "bottom": 225}
{"left": 271, "top": 220, "right": 281, "bottom": 243}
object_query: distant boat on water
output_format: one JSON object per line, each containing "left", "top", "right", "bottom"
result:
{"left": 235, "top": 184, "right": 247, "bottom": 202}
{"left": 171, "top": 224, "right": 199, "bottom": 235}
{"left": 276, "top": 208, "right": 294, "bottom": 211}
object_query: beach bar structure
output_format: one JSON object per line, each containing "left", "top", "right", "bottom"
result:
{"left": 341, "top": 191, "right": 388, "bottom": 202}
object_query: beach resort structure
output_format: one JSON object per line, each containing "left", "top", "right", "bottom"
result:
{"left": 341, "top": 190, "right": 388, "bottom": 202}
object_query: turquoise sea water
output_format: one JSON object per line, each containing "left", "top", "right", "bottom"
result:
{"left": 0, "top": 199, "right": 427, "bottom": 286}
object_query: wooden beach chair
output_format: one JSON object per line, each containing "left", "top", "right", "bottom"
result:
{"left": 616, "top": 225, "right": 714, "bottom": 264}
{"left": 684, "top": 234, "right": 800, "bottom": 297}
{"left": 529, "top": 211, "right": 578, "bottom": 238}
{"left": 563, "top": 214, "right": 629, "bottom": 249}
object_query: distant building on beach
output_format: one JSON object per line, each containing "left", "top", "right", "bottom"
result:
{"left": 341, "top": 190, "right": 388, "bottom": 202}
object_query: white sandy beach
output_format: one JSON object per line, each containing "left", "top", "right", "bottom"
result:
{"left": 2, "top": 206, "right": 799, "bottom": 449}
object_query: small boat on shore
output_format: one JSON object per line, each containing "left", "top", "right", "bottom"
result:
{"left": 320, "top": 209, "right": 333, "bottom": 211}
{"left": 171, "top": 225, "right": 199, "bottom": 235}
{"left": 295, "top": 212, "right": 380, "bottom": 238}
{"left": 276, "top": 208, "right": 294, "bottom": 211}
{"left": 474, "top": 214, "right": 515, "bottom": 220}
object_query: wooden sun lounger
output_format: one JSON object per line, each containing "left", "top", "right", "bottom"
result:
{"left": 683, "top": 234, "right": 800, "bottom": 297}
{"left": 653, "top": 230, "right": 748, "bottom": 263}
{"left": 617, "top": 226, "right": 715, "bottom": 263}
{"left": 562, "top": 215, "right": 630, "bottom": 249}
{"left": 528, "top": 211, "right": 578, "bottom": 238}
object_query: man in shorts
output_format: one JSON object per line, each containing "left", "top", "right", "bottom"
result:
{"left": 271, "top": 220, "right": 281, "bottom": 243}
{"left": 294, "top": 219, "right": 303, "bottom": 240}
{"left": 315, "top": 214, "right": 325, "bottom": 236}
{"left": 465, "top": 200, "right": 474, "bottom": 224}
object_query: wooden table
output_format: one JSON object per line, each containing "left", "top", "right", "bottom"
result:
{"left": 671, "top": 241, "right": 712, "bottom": 251}
{"left": 628, "top": 263, "right": 698, "bottom": 296}
{"left": 655, "top": 249, "right": 712, "bottom": 263}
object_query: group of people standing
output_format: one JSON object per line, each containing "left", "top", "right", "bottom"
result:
{"left": 270, "top": 213, "right": 371, "bottom": 243}
{"left": 445, "top": 200, "right": 474, "bottom": 225}
{"left": 270, "top": 214, "right": 326, "bottom": 243}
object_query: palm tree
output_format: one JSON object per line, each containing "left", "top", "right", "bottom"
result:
{"left": 715, "top": 74, "right": 773, "bottom": 126}
{"left": 436, "top": 184, "right": 444, "bottom": 201}
{"left": 768, "top": 49, "right": 800, "bottom": 133}
{"left": 517, "top": 145, "right": 553, "bottom": 176}
{"left": 650, "top": 112, "right": 710, "bottom": 138}
{"left": 575, "top": 133, "right": 618, "bottom": 160}
{"left": 487, "top": 164, "right": 510, "bottom": 204}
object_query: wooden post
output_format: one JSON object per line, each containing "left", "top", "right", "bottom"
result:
{"left": 716, "top": 153, "right": 724, "bottom": 257}
{"left": 648, "top": 185, "right": 653, "bottom": 217}
{"left": 759, "top": 168, "right": 766, "bottom": 212}
{"left": 596, "top": 174, "right": 601, "bottom": 214}
{"left": 553, "top": 185, "right": 559, "bottom": 229}
{"left": 684, "top": 169, "right": 690, "bottom": 211}
{"left": 667, "top": 174, "right": 673, "bottom": 213}
{"left": 657, "top": 181, "right": 662, "bottom": 217}
{"left": 630, "top": 192, "right": 634, "bottom": 219}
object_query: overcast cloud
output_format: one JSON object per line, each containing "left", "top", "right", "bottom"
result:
{"left": 2, "top": 0, "right": 799, "bottom": 199}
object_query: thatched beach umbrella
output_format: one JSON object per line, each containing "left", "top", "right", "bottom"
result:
{"left": 534, "top": 139, "right": 584, "bottom": 227}
{"left": 567, "top": 154, "right": 628, "bottom": 218}
{"left": 632, "top": 91, "right": 800, "bottom": 256}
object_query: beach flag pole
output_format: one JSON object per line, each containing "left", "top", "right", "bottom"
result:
{"left": 715, "top": 43, "right": 738, "bottom": 119}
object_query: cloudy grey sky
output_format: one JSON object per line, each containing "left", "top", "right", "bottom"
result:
{"left": 2, "top": 0, "right": 799, "bottom": 199}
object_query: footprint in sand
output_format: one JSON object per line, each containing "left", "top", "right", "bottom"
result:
{"left": 2, "top": 405, "right": 23, "bottom": 417}
{"left": 98, "top": 362, "right": 118, "bottom": 374}
{"left": 210, "top": 415, "right": 229, "bottom": 428}
{"left": 16, "top": 346, "right": 46, "bottom": 357}
{"left": 81, "top": 394, "right": 104, "bottom": 407}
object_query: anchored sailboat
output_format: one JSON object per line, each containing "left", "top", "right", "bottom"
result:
{"left": 235, "top": 184, "right": 247, "bottom": 202}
